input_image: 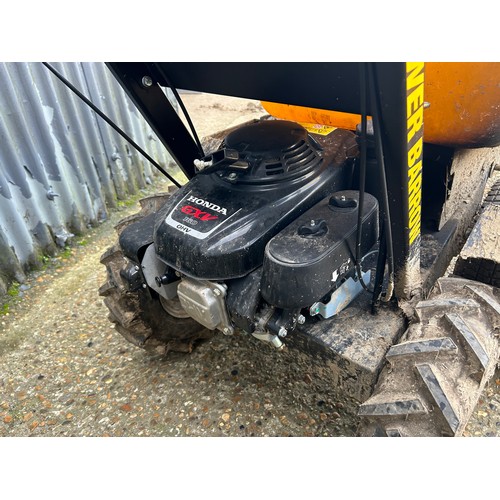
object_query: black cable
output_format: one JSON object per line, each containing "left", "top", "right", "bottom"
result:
{"left": 355, "top": 62, "right": 373, "bottom": 294}
{"left": 368, "top": 63, "right": 395, "bottom": 302}
{"left": 154, "top": 64, "right": 205, "bottom": 158}
{"left": 42, "top": 62, "right": 181, "bottom": 188}
{"left": 371, "top": 223, "right": 388, "bottom": 314}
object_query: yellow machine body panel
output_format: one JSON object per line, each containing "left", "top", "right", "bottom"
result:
{"left": 261, "top": 62, "right": 500, "bottom": 148}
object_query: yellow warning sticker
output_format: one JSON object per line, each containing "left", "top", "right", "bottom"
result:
{"left": 298, "top": 123, "right": 337, "bottom": 136}
{"left": 406, "top": 62, "right": 425, "bottom": 247}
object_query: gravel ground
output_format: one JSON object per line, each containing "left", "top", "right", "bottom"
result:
{"left": 0, "top": 180, "right": 361, "bottom": 437}
{"left": 1, "top": 93, "right": 499, "bottom": 438}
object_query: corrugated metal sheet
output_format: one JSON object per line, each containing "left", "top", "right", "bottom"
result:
{"left": 0, "top": 62, "right": 178, "bottom": 295}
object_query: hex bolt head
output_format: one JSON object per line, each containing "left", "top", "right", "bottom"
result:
{"left": 297, "top": 315, "right": 306, "bottom": 325}
{"left": 213, "top": 288, "right": 221, "bottom": 296}
{"left": 278, "top": 326, "right": 288, "bottom": 338}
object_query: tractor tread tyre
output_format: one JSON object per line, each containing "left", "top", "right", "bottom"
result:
{"left": 484, "top": 178, "right": 500, "bottom": 205}
{"left": 99, "top": 191, "right": 213, "bottom": 355}
{"left": 454, "top": 259, "right": 500, "bottom": 288}
{"left": 358, "top": 277, "right": 500, "bottom": 437}
{"left": 454, "top": 179, "right": 500, "bottom": 288}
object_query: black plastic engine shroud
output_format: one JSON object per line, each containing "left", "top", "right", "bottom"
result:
{"left": 261, "top": 190, "right": 379, "bottom": 309}
{"left": 153, "top": 121, "right": 357, "bottom": 280}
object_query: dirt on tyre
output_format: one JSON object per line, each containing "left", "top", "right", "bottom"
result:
{"left": 454, "top": 178, "right": 500, "bottom": 287}
{"left": 98, "top": 191, "right": 213, "bottom": 355}
{"left": 358, "top": 276, "right": 500, "bottom": 437}
{"left": 484, "top": 178, "right": 500, "bottom": 206}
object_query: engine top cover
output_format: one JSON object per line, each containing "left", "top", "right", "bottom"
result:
{"left": 222, "top": 120, "right": 323, "bottom": 183}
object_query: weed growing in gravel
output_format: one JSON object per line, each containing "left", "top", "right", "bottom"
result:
{"left": 1, "top": 282, "right": 21, "bottom": 312}
{"left": 7, "top": 281, "right": 20, "bottom": 298}
{"left": 116, "top": 198, "right": 137, "bottom": 209}
{"left": 60, "top": 246, "right": 74, "bottom": 259}
{"left": 1, "top": 281, "right": 20, "bottom": 317}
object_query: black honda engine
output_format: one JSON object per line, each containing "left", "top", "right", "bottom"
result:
{"left": 119, "top": 120, "right": 379, "bottom": 348}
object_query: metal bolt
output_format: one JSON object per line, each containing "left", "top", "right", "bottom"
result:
{"left": 310, "top": 220, "right": 316, "bottom": 226}
{"left": 270, "top": 336, "right": 284, "bottom": 349}
{"left": 223, "top": 327, "right": 232, "bottom": 335}
{"left": 142, "top": 284, "right": 147, "bottom": 289}
{"left": 228, "top": 173, "right": 237, "bottom": 181}
{"left": 134, "top": 265, "right": 140, "bottom": 271}
{"left": 424, "top": 101, "right": 431, "bottom": 109}
{"left": 194, "top": 159, "right": 213, "bottom": 171}
{"left": 278, "top": 326, "right": 288, "bottom": 338}
{"left": 141, "top": 75, "right": 153, "bottom": 88}
{"left": 213, "top": 288, "right": 221, "bottom": 296}
{"left": 310, "top": 306, "right": 320, "bottom": 316}
{"left": 46, "top": 187, "right": 59, "bottom": 201}
{"left": 297, "top": 315, "right": 306, "bottom": 325}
